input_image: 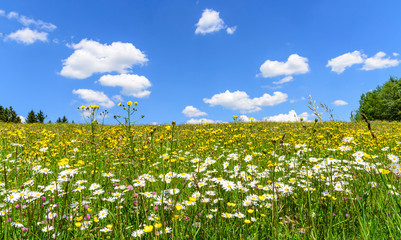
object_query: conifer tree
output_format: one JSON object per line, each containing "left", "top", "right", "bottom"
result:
{"left": 36, "top": 110, "right": 47, "bottom": 123}
{"left": 26, "top": 110, "right": 38, "bottom": 123}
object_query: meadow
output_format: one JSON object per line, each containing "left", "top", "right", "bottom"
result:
{"left": 1, "top": 103, "right": 401, "bottom": 239}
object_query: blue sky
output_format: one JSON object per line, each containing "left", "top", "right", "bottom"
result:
{"left": 1, "top": 1, "right": 401, "bottom": 124}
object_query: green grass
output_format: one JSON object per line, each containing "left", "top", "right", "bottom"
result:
{"left": 1, "top": 117, "right": 401, "bottom": 239}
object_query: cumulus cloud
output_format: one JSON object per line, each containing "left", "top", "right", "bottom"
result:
{"left": 112, "top": 95, "right": 124, "bottom": 102}
{"left": 262, "top": 110, "right": 310, "bottom": 122}
{"left": 259, "top": 54, "right": 309, "bottom": 78}
{"left": 226, "top": 26, "right": 237, "bottom": 34}
{"left": 98, "top": 74, "right": 151, "bottom": 98}
{"left": 195, "top": 9, "right": 226, "bottom": 35}
{"left": 0, "top": 9, "right": 56, "bottom": 31}
{"left": 7, "top": 11, "right": 18, "bottom": 19}
{"left": 327, "top": 51, "right": 366, "bottom": 74}
{"left": 18, "top": 15, "right": 56, "bottom": 32}
{"left": 273, "top": 76, "right": 294, "bottom": 85}
{"left": 362, "top": 51, "right": 400, "bottom": 71}
{"left": 182, "top": 106, "right": 207, "bottom": 117}
{"left": 72, "top": 89, "right": 115, "bottom": 108}
{"left": 6, "top": 28, "right": 47, "bottom": 44}
{"left": 186, "top": 118, "right": 223, "bottom": 124}
{"left": 239, "top": 115, "right": 256, "bottom": 122}
{"left": 327, "top": 51, "right": 400, "bottom": 73}
{"left": 19, "top": 116, "right": 26, "bottom": 123}
{"left": 60, "top": 39, "right": 148, "bottom": 79}
{"left": 203, "top": 90, "right": 287, "bottom": 113}
{"left": 333, "top": 100, "right": 348, "bottom": 106}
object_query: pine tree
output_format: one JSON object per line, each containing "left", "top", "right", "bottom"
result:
{"left": 0, "top": 106, "right": 21, "bottom": 123}
{"left": 0, "top": 106, "right": 6, "bottom": 122}
{"left": 36, "top": 110, "right": 47, "bottom": 123}
{"left": 56, "top": 117, "right": 62, "bottom": 123}
{"left": 62, "top": 116, "right": 68, "bottom": 123}
{"left": 26, "top": 110, "right": 38, "bottom": 123}
{"left": 7, "top": 107, "right": 21, "bottom": 123}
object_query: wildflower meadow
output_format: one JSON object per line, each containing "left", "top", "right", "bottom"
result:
{"left": 1, "top": 102, "right": 401, "bottom": 239}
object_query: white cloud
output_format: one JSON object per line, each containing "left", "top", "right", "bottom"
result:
{"left": 72, "top": 89, "right": 115, "bottom": 108}
{"left": 60, "top": 39, "right": 148, "bottom": 79}
{"left": 6, "top": 28, "right": 47, "bottom": 44}
{"left": 182, "top": 106, "right": 207, "bottom": 117}
{"left": 7, "top": 11, "right": 18, "bottom": 19}
{"left": 393, "top": 52, "right": 399, "bottom": 57}
{"left": 273, "top": 76, "right": 293, "bottom": 85}
{"left": 1, "top": 10, "right": 56, "bottom": 31}
{"left": 19, "top": 116, "right": 26, "bottom": 123}
{"left": 195, "top": 9, "right": 226, "bottom": 35}
{"left": 239, "top": 115, "right": 256, "bottom": 122}
{"left": 259, "top": 54, "right": 309, "bottom": 78}
{"left": 186, "top": 118, "right": 223, "bottom": 124}
{"left": 333, "top": 100, "right": 348, "bottom": 106}
{"left": 18, "top": 15, "right": 56, "bottom": 31}
{"left": 98, "top": 74, "right": 151, "bottom": 98}
{"left": 226, "top": 26, "right": 237, "bottom": 34}
{"left": 327, "top": 51, "right": 366, "bottom": 74}
{"left": 263, "top": 110, "right": 310, "bottom": 122}
{"left": 203, "top": 90, "right": 287, "bottom": 113}
{"left": 362, "top": 51, "right": 400, "bottom": 71}
{"left": 112, "top": 95, "right": 124, "bottom": 102}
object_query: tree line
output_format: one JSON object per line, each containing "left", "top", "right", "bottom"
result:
{"left": 0, "top": 107, "right": 69, "bottom": 124}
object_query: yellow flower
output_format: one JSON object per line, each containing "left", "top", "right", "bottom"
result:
{"left": 107, "top": 224, "right": 113, "bottom": 229}
{"left": 79, "top": 105, "right": 85, "bottom": 109}
{"left": 75, "top": 222, "right": 81, "bottom": 227}
{"left": 118, "top": 102, "right": 122, "bottom": 106}
{"left": 247, "top": 209, "right": 254, "bottom": 214}
{"left": 134, "top": 101, "right": 138, "bottom": 106}
{"left": 127, "top": 101, "right": 133, "bottom": 106}
{"left": 244, "top": 219, "right": 251, "bottom": 224}
{"left": 189, "top": 197, "right": 197, "bottom": 202}
{"left": 94, "top": 217, "right": 99, "bottom": 223}
{"left": 144, "top": 225, "right": 153, "bottom": 233}
{"left": 87, "top": 208, "right": 92, "bottom": 212}
{"left": 154, "top": 223, "right": 162, "bottom": 229}
{"left": 175, "top": 205, "right": 183, "bottom": 211}
{"left": 76, "top": 216, "right": 83, "bottom": 222}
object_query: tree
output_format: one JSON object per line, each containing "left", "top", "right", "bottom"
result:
{"left": 56, "top": 116, "right": 68, "bottom": 123}
{"left": 26, "top": 110, "right": 38, "bottom": 123}
{"left": 0, "top": 106, "right": 21, "bottom": 123}
{"left": 355, "top": 76, "right": 401, "bottom": 121}
{"left": 0, "top": 106, "right": 6, "bottom": 122}
{"left": 7, "top": 107, "right": 21, "bottom": 123}
{"left": 36, "top": 110, "right": 47, "bottom": 123}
